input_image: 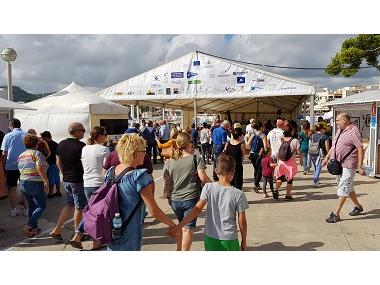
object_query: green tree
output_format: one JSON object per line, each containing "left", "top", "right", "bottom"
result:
{"left": 326, "top": 34, "right": 380, "bottom": 77}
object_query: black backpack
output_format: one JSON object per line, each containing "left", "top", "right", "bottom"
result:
{"left": 278, "top": 138, "right": 295, "bottom": 161}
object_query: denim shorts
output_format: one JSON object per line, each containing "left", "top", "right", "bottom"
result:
{"left": 170, "top": 197, "right": 198, "bottom": 229}
{"left": 47, "top": 164, "right": 60, "bottom": 185}
{"left": 63, "top": 182, "right": 86, "bottom": 210}
{"left": 84, "top": 186, "right": 99, "bottom": 200}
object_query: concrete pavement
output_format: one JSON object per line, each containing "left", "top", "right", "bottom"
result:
{"left": 1, "top": 159, "right": 380, "bottom": 251}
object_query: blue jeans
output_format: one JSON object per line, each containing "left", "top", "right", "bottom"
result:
{"left": 212, "top": 144, "right": 224, "bottom": 180}
{"left": 76, "top": 186, "right": 99, "bottom": 234}
{"left": 19, "top": 180, "right": 47, "bottom": 229}
{"left": 249, "top": 152, "right": 262, "bottom": 187}
{"left": 301, "top": 151, "right": 309, "bottom": 172}
{"left": 170, "top": 198, "right": 198, "bottom": 229}
{"left": 64, "top": 182, "right": 86, "bottom": 210}
{"left": 310, "top": 155, "right": 322, "bottom": 183}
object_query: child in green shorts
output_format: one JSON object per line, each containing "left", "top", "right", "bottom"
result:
{"left": 169, "top": 154, "right": 249, "bottom": 251}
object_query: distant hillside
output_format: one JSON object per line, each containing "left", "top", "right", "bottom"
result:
{"left": 0, "top": 86, "right": 55, "bottom": 103}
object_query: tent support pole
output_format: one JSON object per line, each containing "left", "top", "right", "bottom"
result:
{"left": 136, "top": 101, "right": 140, "bottom": 123}
{"left": 309, "top": 86, "right": 315, "bottom": 126}
{"left": 302, "top": 99, "right": 306, "bottom": 121}
{"left": 194, "top": 99, "right": 197, "bottom": 125}
{"left": 162, "top": 104, "right": 165, "bottom": 120}
{"left": 181, "top": 107, "right": 184, "bottom": 129}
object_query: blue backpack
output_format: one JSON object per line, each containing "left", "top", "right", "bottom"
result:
{"left": 250, "top": 134, "right": 263, "bottom": 153}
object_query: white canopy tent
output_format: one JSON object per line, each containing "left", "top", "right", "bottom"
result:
{"left": 97, "top": 51, "right": 320, "bottom": 126}
{"left": 0, "top": 97, "right": 37, "bottom": 112}
{"left": 0, "top": 98, "right": 36, "bottom": 133}
{"left": 15, "top": 82, "right": 130, "bottom": 142}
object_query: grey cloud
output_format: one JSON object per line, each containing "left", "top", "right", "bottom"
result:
{"left": 0, "top": 34, "right": 378, "bottom": 94}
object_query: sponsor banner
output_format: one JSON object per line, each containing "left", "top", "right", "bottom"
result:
{"left": 187, "top": 71, "right": 198, "bottom": 78}
{"left": 237, "top": 77, "right": 245, "bottom": 84}
{"left": 171, "top": 72, "right": 184, "bottom": 78}
{"left": 188, "top": 79, "right": 202, "bottom": 84}
{"left": 166, "top": 88, "right": 171, "bottom": 95}
{"left": 173, "top": 88, "right": 180, "bottom": 94}
{"left": 171, "top": 80, "right": 182, "bottom": 85}
{"left": 146, "top": 90, "right": 155, "bottom": 95}
{"left": 233, "top": 71, "right": 248, "bottom": 75}
{"left": 193, "top": 60, "right": 201, "bottom": 66}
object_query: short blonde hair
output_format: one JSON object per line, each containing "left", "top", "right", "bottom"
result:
{"left": 116, "top": 134, "right": 146, "bottom": 164}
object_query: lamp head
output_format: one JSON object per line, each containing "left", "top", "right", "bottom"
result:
{"left": 1, "top": 48, "right": 17, "bottom": 62}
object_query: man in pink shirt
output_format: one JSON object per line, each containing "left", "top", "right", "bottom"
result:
{"left": 323, "top": 113, "right": 365, "bottom": 223}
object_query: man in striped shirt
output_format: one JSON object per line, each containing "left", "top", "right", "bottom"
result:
{"left": 323, "top": 113, "right": 365, "bottom": 223}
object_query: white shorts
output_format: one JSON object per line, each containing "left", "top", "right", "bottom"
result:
{"left": 336, "top": 167, "right": 356, "bottom": 197}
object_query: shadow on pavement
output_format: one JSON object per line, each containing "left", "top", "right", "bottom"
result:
{"left": 343, "top": 209, "right": 380, "bottom": 221}
{"left": 249, "top": 241, "right": 324, "bottom": 251}
{"left": 248, "top": 192, "right": 367, "bottom": 204}
{"left": 142, "top": 224, "right": 205, "bottom": 246}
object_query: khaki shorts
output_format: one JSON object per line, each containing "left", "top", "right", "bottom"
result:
{"left": 336, "top": 167, "right": 356, "bottom": 197}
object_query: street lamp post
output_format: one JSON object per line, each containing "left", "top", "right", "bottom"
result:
{"left": 1, "top": 48, "right": 17, "bottom": 120}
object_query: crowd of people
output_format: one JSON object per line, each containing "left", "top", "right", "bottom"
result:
{"left": 0, "top": 112, "right": 367, "bottom": 250}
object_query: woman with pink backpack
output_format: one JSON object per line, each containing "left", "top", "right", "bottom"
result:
{"left": 273, "top": 124, "right": 303, "bottom": 201}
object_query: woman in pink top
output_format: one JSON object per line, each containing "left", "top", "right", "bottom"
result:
{"left": 273, "top": 124, "right": 303, "bottom": 201}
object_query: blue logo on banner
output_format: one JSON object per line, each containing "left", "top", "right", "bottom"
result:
{"left": 237, "top": 77, "right": 245, "bottom": 84}
{"left": 187, "top": 71, "right": 198, "bottom": 78}
{"left": 171, "top": 72, "right": 184, "bottom": 78}
{"left": 193, "top": 60, "right": 200, "bottom": 66}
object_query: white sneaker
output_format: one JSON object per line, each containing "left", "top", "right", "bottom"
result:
{"left": 10, "top": 208, "right": 19, "bottom": 217}
{"left": 313, "top": 182, "right": 322, "bottom": 188}
{"left": 23, "top": 208, "right": 29, "bottom": 217}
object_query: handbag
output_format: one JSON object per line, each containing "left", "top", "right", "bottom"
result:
{"left": 161, "top": 146, "right": 174, "bottom": 159}
{"left": 193, "top": 155, "right": 202, "bottom": 196}
{"left": 327, "top": 130, "right": 356, "bottom": 175}
{"left": 163, "top": 167, "right": 173, "bottom": 199}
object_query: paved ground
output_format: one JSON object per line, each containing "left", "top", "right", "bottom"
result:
{"left": 1, "top": 158, "right": 380, "bottom": 251}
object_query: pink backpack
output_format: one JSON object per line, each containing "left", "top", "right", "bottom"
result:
{"left": 83, "top": 167, "right": 134, "bottom": 243}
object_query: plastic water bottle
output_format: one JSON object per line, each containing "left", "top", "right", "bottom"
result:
{"left": 112, "top": 213, "right": 123, "bottom": 240}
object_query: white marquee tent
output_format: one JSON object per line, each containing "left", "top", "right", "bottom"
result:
{"left": 15, "top": 82, "right": 130, "bottom": 142}
{"left": 0, "top": 98, "right": 36, "bottom": 133}
{"left": 97, "top": 51, "right": 320, "bottom": 126}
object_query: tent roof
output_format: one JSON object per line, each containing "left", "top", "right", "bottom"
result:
{"left": 0, "top": 97, "right": 36, "bottom": 112}
{"left": 97, "top": 51, "right": 318, "bottom": 114}
{"left": 19, "top": 82, "right": 130, "bottom": 115}
{"left": 324, "top": 90, "right": 380, "bottom": 106}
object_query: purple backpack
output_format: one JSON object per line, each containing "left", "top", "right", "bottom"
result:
{"left": 83, "top": 167, "right": 134, "bottom": 243}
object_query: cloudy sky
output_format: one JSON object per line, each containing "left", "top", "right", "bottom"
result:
{"left": 1, "top": 34, "right": 379, "bottom": 94}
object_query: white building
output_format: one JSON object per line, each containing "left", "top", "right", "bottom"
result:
{"left": 314, "top": 82, "right": 380, "bottom": 113}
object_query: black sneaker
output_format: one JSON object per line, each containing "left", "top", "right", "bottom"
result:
{"left": 54, "top": 192, "right": 62, "bottom": 197}
{"left": 284, "top": 195, "right": 294, "bottom": 201}
{"left": 47, "top": 194, "right": 54, "bottom": 199}
{"left": 349, "top": 206, "right": 363, "bottom": 216}
{"left": 273, "top": 190, "right": 279, "bottom": 200}
{"left": 325, "top": 212, "right": 341, "bottom": 223}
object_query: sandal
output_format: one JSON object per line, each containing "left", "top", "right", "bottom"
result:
{"left": 49, "top": 232, "right": 63, "bottom": 241}
{"left": 22, "top": 227, "right": 35, "bottom": 238}
{"left": 32, "top": 227, "right": 42, "bottom": 236}
{"left": 91, "top": 244, "right": 107, "bottom": 251}
{"left": 69, "top": 239, "right": 83, "bottom": 250}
